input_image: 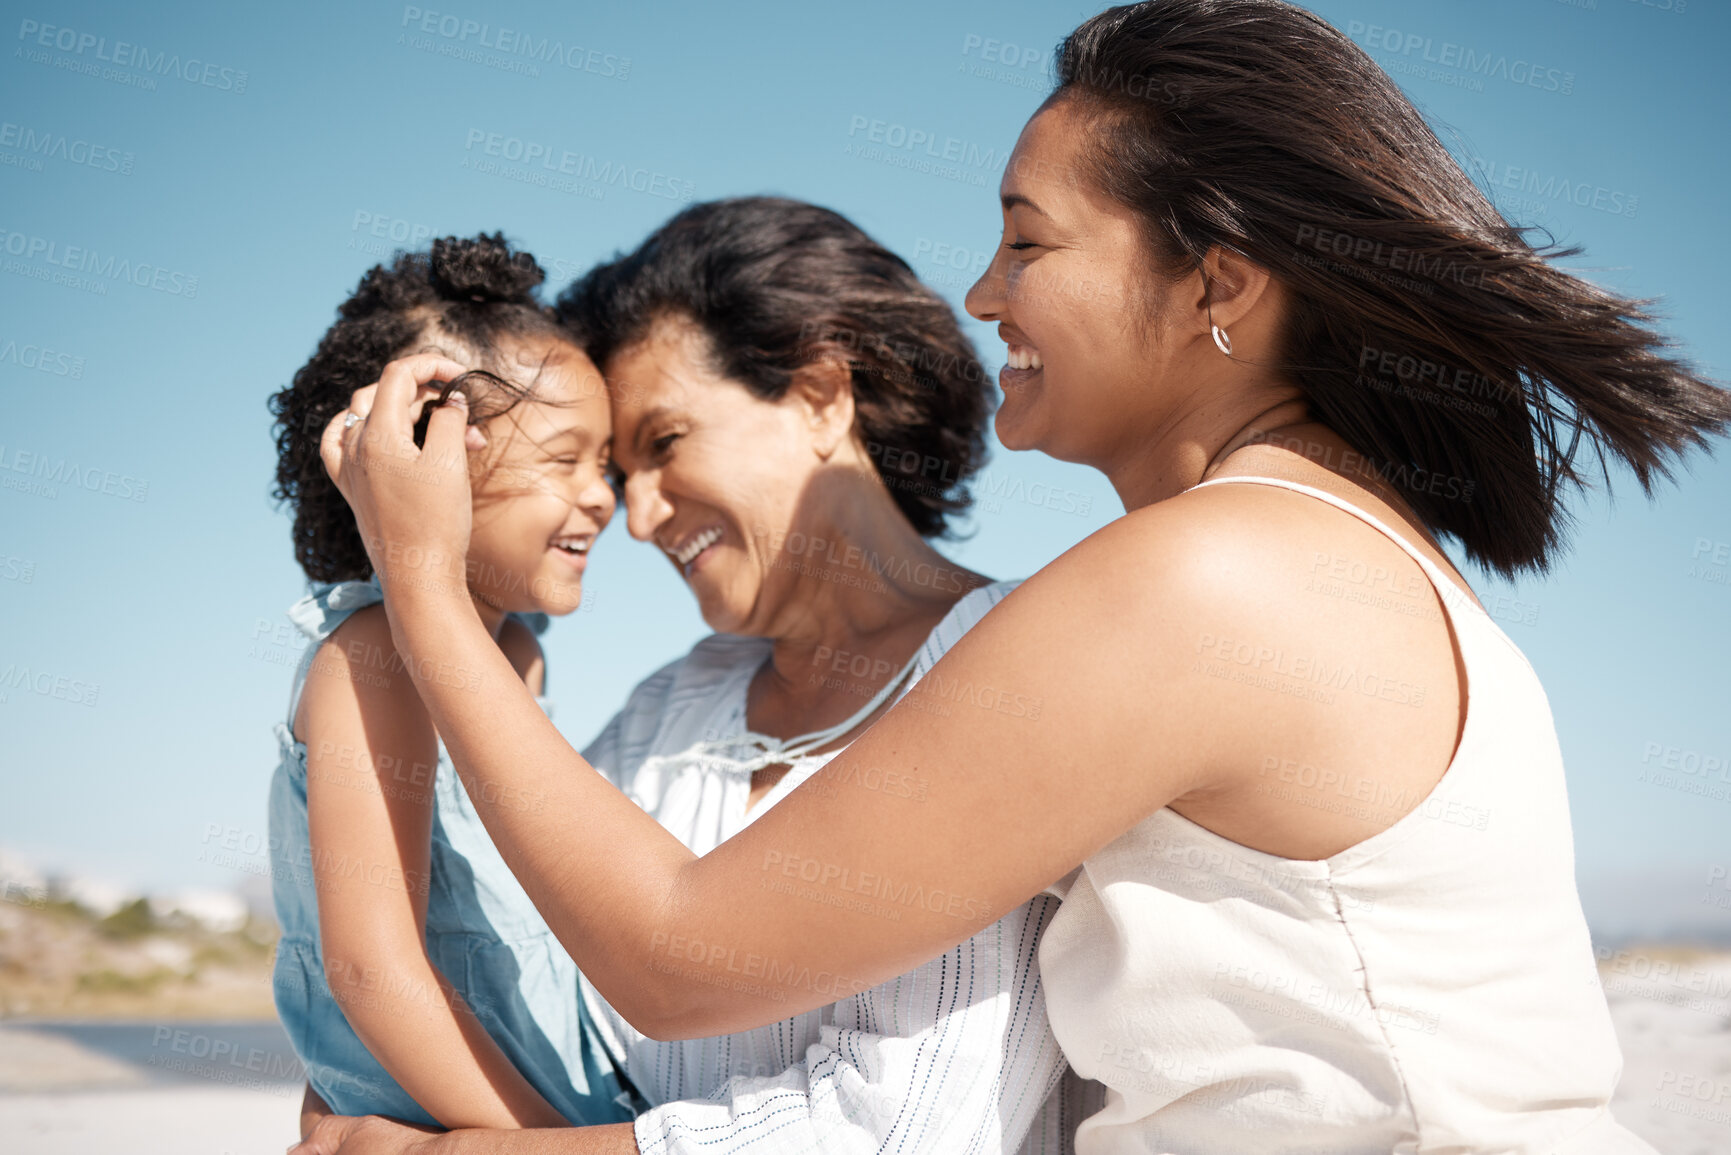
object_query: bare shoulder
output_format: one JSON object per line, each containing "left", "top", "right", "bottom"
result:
{"left": 1057, "top": 472, "right": 1470, "bottom": 616}
{"left": 310, "top": 603, "right": 400, "bottom": 676}
{"left": 1151, "top": 480, "right": 1467, "bottom": 857}
{"left": 1002, "top": 481, "right": 1337, "bottom": 621}
{"left": 991, "top": 478, "right": 1467, "bottom": 859}
{"left": 296, "top": 604, "right": 428, "bottom": 739}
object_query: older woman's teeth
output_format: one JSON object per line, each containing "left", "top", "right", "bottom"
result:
{"left": 552, "top": 535, "right": 591, "bottom": 554}
{"left": 1006, "top": 346, "right": 1043, "bottom": 371}
{"left": 672, "top": 526, "right": 723, "bottom": 567}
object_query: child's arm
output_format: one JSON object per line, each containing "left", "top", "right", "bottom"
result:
{"left": 300, "top": 1084, "right": 332, "bottom": 1139}
{"left": 300, "top": 604, "right": 567, "bottom": 1130}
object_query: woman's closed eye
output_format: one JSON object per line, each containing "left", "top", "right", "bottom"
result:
{"left": 1004, "top": 241, "right": 1040, "bottom": 252}
{"left": 650, "top": 432, "right": 681, "bottom": 459}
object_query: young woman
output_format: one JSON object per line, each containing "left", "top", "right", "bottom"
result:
{"left": 304, "top": 2, "right": 1726, "bottom": 1151}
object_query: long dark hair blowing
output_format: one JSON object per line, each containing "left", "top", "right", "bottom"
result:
{"left": 271, "top": 233, "right": 567, "bottom": 583}
{"left": 1055, "top": 0, "right": 1728, "bottom": 575}
{"left": 558, "top": 197, "right": 992, "bottom": 539}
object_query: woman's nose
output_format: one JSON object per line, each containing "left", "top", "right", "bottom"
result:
{"left": 965, "top": 249, "right": 1008, "bottom": 322}
{"left": 624, "top": 472, "right": 674, "bottom": 543}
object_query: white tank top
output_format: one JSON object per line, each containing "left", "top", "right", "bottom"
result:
{"left": 1037, "top": 476, "right": 1655, "bottom": 1154}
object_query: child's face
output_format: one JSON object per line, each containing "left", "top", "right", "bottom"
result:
{"left": 466, "top": 337, "right": 615, "bottom": 618}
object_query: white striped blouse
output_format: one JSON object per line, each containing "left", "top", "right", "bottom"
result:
{"left": 579, "top": 580, "right": 1076, "bottom": 1154}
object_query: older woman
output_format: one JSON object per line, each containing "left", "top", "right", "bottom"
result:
{"left": 306, "top": 198, "right": 1069, "bottom": 1153}
{"left": 547, "top": 198, "right": 1068, "bottom": 1154}
{"left": 311, "top": 1, "right": 1726, "bottom": 1151}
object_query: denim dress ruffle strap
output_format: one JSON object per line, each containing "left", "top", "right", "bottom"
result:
{"left": 267, "top": 577, "right": 635, "bottom": 1125}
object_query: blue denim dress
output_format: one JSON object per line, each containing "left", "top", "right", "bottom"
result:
{"left": 268, "top": 579, "right": 635, "bottom": 1126}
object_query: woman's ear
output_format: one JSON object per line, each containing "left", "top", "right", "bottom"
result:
{"left": 789, "top": 358, "right": 857, "bottom": 460}
{"left": 1191, "top": 245, "right": 1274, "bottom": 336}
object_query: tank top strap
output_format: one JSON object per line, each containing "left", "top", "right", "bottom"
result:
{"left": 1187, "top": 475, "right": 1481, "bottom": 621}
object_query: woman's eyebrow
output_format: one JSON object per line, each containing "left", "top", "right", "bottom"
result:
{"left": 1002, "top": 192, "right": 1051, "bottom": 217}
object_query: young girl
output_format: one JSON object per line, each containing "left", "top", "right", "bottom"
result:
{"left": 266, "top": 233, "right": 633, "bottom": 1133}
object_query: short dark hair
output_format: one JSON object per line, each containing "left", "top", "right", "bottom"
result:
{"left": 1053, "top": 0, "right": 1729, "bottom": 575}
{"left": 270, "top": 233, "right": 567, "bottom": 583}
{"left": 556, "top": 197, "right": 993, "bottom": 539}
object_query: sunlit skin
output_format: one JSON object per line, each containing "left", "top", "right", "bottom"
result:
{"left": 461, "top": 337, "right": 617, "bottom": 628}
{"left": 289, "top": 335, "right": 618, "bottom": 1140}
{"left": 965, "top": 99, "right": 1306, "bottom": 503}
{"left": 296, "top": 324, "right": 991, "bottom": 1154}
{"left": 298, "top": 100, "right": 1487, "bottom": 1155}
{"left": 605, "top": 315, "right": 989, "bottom": 806}
{"left": 964, "top": 97, "right": 1471, "bottom": 840}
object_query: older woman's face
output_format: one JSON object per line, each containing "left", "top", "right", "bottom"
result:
{"left": 605, "top": 315, "right": 838, "bottom": 634}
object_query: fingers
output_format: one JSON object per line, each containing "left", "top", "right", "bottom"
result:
{"left": 343, "top": 381, "right": 445, "bottom": 435}
{"left": 320, "top": 400, "right": 386, "bottom": 495}
{"left": 321, "top": 353, "right": 468, "bottom": 490}
{"left": 288, "top": 1112, "right": 361, "bottom": 1155}
{"left": 423, "top": 388, "right": 472, "bottom": 465}
{"left": 366, "top": 354, "right": 471, "bottom": 443}
{"left": 320, "top": 408, "right": 351, "bottom": 494}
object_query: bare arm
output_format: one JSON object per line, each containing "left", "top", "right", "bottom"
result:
{"left": 322, "top": 356, "right": 1460, "bottom": 1042}
{"left": 302, "top": 605, "right": 566, "bottom": 1129}
{"left": 384, "top": 528, "right": 1202, "bottom": 1039}
{"left": 302, "top": 1084, "right": 333, "bottom": 1139}
{"left": 294, "top": 1117, "right": 638, "bottom": 1155}
{"left": 318, "top": 362, "right": 1210, "bottom": 1037}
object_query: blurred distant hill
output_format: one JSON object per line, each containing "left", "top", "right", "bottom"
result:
{"left": 0, "top": 849, "right": 277, "bottom": 1020}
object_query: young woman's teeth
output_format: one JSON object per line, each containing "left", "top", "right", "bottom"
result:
{"left": 673, "top": 526, "right": 722, "bottom": 567}
{"left": 553, "top": 537, "right": 590, "bottom": 554}
{"left": 1007, "top": 346, "right": 1044, "bottom": 371}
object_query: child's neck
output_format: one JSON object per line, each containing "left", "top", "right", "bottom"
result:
{"left": 472, "top": 594, "right": 509, "bottom": 640}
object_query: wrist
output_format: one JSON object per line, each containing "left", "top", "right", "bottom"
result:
{"left": 381, "top": 574, "right": 481, "bottom": 659}
{"left": 366, "top": 534, "right": 470, "bottom": 605}
{"left": 381, "top": 565, "right": 472, "bottom": 622}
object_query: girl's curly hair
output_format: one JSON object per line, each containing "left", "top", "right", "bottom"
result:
{"left": 270, "top": 232, "right": 571, "bottom": 583}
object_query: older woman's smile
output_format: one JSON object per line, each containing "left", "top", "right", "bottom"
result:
{"left": 663, "top": 523, "right": 724, "bottom": 575}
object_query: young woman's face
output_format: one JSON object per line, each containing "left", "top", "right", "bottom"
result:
{"left": 466, "top": 337, "right": 616, "bottom": 617}
{"left": 965, "top": 99, "right": 1185, "bottom": 471}
{"left": 604, "top": 316, "right": 842, "bottom": 636}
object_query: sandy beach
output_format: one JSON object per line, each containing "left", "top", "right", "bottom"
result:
{"left": 3, "top": 951, "right": 1726, "bottom": 1153}
{"left": 0, "top": 1020, "right": 300, "bottom": 1153}
{"left": 1604, "top": 948, "right": 1731, "bottom": 1154}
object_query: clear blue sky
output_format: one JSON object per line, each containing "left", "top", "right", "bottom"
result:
{"left": 1, "top": 0, "right": 1725, "bottom": 942}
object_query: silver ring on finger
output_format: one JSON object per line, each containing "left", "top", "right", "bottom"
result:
{"left": 343, "top": 412, "right": 362, "bottom": 428}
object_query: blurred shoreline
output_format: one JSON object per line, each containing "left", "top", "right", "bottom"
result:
{"left": 2, "top": 952, "right": 1725, "bottom": 1153}
{"left": 3, "top": 857, "right": 1725, "bottom": 1152}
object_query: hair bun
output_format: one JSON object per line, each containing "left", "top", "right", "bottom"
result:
{"left": 429, "top": 232, "right": 545, "bottom": 304}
